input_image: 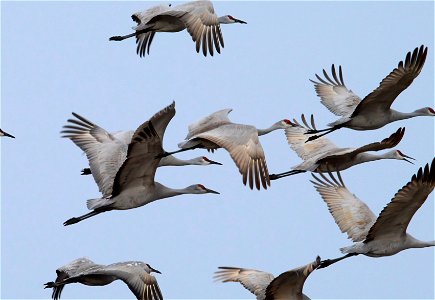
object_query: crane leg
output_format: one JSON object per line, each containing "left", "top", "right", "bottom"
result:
{"left": 63, "top": 208, "right": 110, "bottom": 226}
{"left": 306, "top": 127, "right": 339, "bottom": 142}
{"left": 109, "top": 28, "right": 151, "bottom": 41}
{"left": 318, "top": 253, "right": 358, "bottom": 269}
{"left": 156, "top": 145, "right": 201, "bottom": 158}
{"left": 269, "top": 170, "right": 306, "bottom": 180}
{"left": 109, "top": 32, "right": 138, "bottom": 41}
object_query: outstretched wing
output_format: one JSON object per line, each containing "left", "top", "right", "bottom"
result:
{"left": 196, "top": 123, "right": 270, "bottom": 190}
{"left": 166, "top": 0, "right": 224, "bottom": 56}
{"left": 351, "top": 45, "right": 427, "bottom": 117}
{"left": 310, "top": 64, "right": 361, "bottom": 116}
{"left": 311, "top": 172, "right": 377, "bottom": 242}
{"left": 47, "top": 258, "right": 100, "bottom": 300}
{"left": 214, "top": 266, "right": 274, "bottom": 299}
{"left": 132, "top": 4, "right": 171, "bottom": 57}
{"left": 265, "top": 256, "right": 321, "bottom": 300}
{"left": 285, "top": 114, "right": 338, "bottom": 161}
{"left": 106, "top": 263, "right": 162, "bottom": 300}
{"left": 348, "top": 127, "right": 405, "bottom": 156}
{"left": 61, "top": 113, "right": 132, "bottom": 197}
{"left": 111, "top": 103, "right": 175, "bottom": 197}
{"left": 365, "top": 158, "right": 435, "bottom": 242}
{"left": 186, "top": 108, "right": 232, "bottom": 139}
{"left": 148, "top": 101, "right": 176, "bottom": 141}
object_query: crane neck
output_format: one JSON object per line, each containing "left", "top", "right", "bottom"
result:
{"left": 158, "top": 155, "right": 195, "bottom": 167}
{"left": 153, "top": 182, "right": 197, "bottom": 201}
{"left": 389, "top": 109, "right": 426, "bottom": 122}
{"left": 257, "top": 123, "right": 283, "bottom": 136}
{"left": 353, "top": 151, "right": 397, "bottom": 165}
{"left": 405, "top": 234, "right": 435, "bottom": 249}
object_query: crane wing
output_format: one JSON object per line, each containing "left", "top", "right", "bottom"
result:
{"left": 365, "top": 159, "right": 435, "bottom": 242}
{"left": 47, "top": 258, "right": 99, "bottom": 300}
{"left": 351, "top": 45, "right": 427, "bottom": 117}
{"left": 92, "top": 262, "right": 163, "bottom": 300}
{"left": 147, "top": 101, "right": 176, "bottom": 141}
{"left": 132, "top": 4, "right": 171, "bottom": 57}
{"left": 61, "top": 113, "right": 132, "bottom": 198}
{"left": 214, "top": 267, "right": 274, "bottom": 299}
{"left": 264, "top": 256, "right": 320, "bottom": 300}
{"left": 348, "top": 127, "right": 405, "bottom": 156}
{"left": 186, "top": 108, "right": 232, "bottom": 139}
{"left": 310, "top": 65, "right": 361, "bottom": 117}
{"left": 285, "top": 115, "right": 338, "bottom": 161}
{"left": 196, "top": 124, "right": 270, "bottom": 190}
{"left": 111, "top": 121, "right": 162, "bottom": 197}
{"left": 310, "top": 172, "right": 377, "bottom": 242}
{"left": 167, "top": 0, "right": 224, "bottom": 56}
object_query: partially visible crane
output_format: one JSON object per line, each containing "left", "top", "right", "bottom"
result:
{"left": 61, "top": 112, "right": 221, "bottom": 178}
{"left": 214, "top": 256, "right": 321, "bottom": 300}
{"left": 0, "top": 128, "right": 15, "bottom": 138}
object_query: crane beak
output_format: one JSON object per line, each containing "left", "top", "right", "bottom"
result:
{"left": 150, "top": 267, "right": 161, "bottom": 274}
{"left": 206, "top": 188, "right": 220, "bottom": 194}
{"left": 234, "top": 18, "right": 247, "bottom": 24}
{"left": 1, "top": 130, "right": 15, "bottom": 138}
{"left": 402, "top": 154, "right": 415, "bottom": 164}
{"left": 203, "top": 157, "right": 223, "bottom": 165}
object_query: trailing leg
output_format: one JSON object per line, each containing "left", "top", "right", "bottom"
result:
{"left": 318, "top": 253, "right": 358, "bottom": 269}
{"left": 63, "top": 208, "right": 110, "bottom": 226}
{"left": 269, "top": 170, "right": 306, "bottom": 180}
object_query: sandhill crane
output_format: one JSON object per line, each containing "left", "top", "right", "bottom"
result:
{"left": 307, "top": 45, "right": 434, "bottom": 141}
{"left": 63, "top": 102, "right": 219, "bottom": 226}
{"left": 214, "top": 256, "right": 320, "bottom": 300}
{"left": 109, "top": 0, "right": 246, "bottom": 57}
{"left": 311, "top": 159, "right": 435, "bottom": 269}
{"left": 269, "top": 115, "right": 414, "bottom": 180}
{"left": 162, "top": 108, "right": 291, "bottom": 190}
{"left": 0, "top": 128, "right": 15, "bottom": 138}
{"left": 44, "top": 258, "right": 162, "bottom": 300}
{"left": 61, "top": 112, "right": 222, "bottom": 177}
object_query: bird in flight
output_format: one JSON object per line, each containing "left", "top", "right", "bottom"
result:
{"left": 62, "top": 102, "right": 219, "bottom": 226}
{"left": 44, "top": 258, "right": 163, "bottom": 300}
{"left": 307, "top": 45, "right": 433, "bottom": 141}
{"left": 311, "top": 159, "right": 435, "bottom": 269}
{"left": 109, "top": 0, "right": 247, "bottom": 57}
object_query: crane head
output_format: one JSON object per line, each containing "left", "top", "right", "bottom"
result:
{"left": 414, "top": 107, "right": 435, "bottom": 116}
{"left": 145, "top": 263, "right": 161, "bottom": 274}
{"left": 201, "top": 156, "right": 223, "bottom": 165}
{"left": 189, "top": 184, "right": 220, "bottom": 194}
{"left": 220, "top": 15, "right": 247, "bottom": 24}
{"left": 396, "top": 150, "right": 415, "bottom": 164}
{"left": 0, "top": 128, "right": 15, "bottom": 138}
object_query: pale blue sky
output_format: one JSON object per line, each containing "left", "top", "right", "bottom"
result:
{"left": 1, "top": 1, "right": 434, "bottom": 299}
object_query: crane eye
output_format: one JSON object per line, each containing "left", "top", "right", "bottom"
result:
{"left": 197, "top": 184, "right": 206, "bottom": 190}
